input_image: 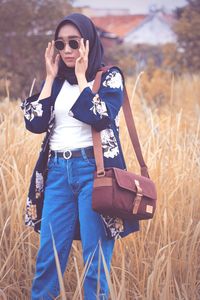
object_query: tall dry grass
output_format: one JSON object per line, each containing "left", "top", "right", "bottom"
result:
{"left": 0, "top": 74, "right": 200, "bottom": 299}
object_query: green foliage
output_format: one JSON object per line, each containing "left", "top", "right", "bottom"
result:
{"left": 173, "top": 0, "right": 200, "bottom": 72}
{"left": 0, "top": 0, "right": 74, "bottom": 97}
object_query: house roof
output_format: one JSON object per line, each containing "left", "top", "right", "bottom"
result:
{"left": 123, "top": 12, "right": 176, "bottom": 45}
{"left": 91, "top": 15, "right": 146, "bottom": 38}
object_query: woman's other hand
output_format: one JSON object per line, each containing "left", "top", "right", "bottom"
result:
{"left": 75, "top": 39, "right": 89, "bottom": 92}
{"left": 75, "top": 39, "right": 89, "bottom": 79}
{"left": 45, "top": 41, "right": 60, "bottom": 80}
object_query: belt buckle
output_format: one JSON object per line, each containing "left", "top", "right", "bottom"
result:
{"left": 63, "top": 150, "right": 72, "bottom": 159}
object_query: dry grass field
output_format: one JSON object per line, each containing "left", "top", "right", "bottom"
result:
{"left": 0, "top": 73, "right": 200, "bottom": 299}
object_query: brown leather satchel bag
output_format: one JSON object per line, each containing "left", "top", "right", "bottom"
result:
{"left": 91, "top": 67, "right": 157, "bottom": 221}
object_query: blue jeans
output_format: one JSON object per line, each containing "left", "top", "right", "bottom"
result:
{"left": 31, "top": 148, "right": 115, "bottom": 300}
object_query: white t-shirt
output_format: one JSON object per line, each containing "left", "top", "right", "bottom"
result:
{"left": 49, "top": 80, "right": 94, "bottom": 151}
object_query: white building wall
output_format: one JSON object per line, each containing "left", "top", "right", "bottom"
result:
{"left": 124, "top": 15, "right": 177, "bottom": 45}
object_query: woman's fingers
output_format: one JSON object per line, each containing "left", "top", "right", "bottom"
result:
{"left": 44, "top": 41, "right": 58, "bottom": 78}
{"left": 45, "top": 41, "right": 54, "bottom": 59}
{"left": 79, "top": 39, "right": 84, "bottom": 57}
{"left": 79, "top": 39, "right": 86, "bottom": 55}
{"left": 50, "top": 40, "right": 55, "bottom": 57}
{"left": 55, "top": 53, "right": 60, "bottom": 66}
{"left": 78, "top": 39, "right": 89, "bottom": 63}
{"left": 83, "top": 39, "right": 89, "bottom": 61}
{"left": 45, "top": 42, "right": 50, "bottom": 58}
{"left": 85, "top": 40, "right": 89, "bottom": 57}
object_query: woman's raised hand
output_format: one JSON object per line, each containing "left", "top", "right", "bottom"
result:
{"left": 45, "top": 41, "right": 60, "bottom": 79}
{"left": 37, "top": 41, "right": 59, "bottom": 100}
{"left": 75, "top": 39, "right": 89, "bottom": 79}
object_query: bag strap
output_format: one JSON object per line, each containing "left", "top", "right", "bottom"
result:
{"left": 92, "top": 66, "right": 149, "bottom": 178}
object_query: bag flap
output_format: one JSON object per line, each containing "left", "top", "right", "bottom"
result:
{"left": 113, "top": 168, "right": 157, "bottom": 200}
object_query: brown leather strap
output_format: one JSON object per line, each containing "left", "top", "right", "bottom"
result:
{"left": 92, "top": 70, "right": 104, "bottom": 93}
{"left": 92, "top": 67, "right": 149, "bottom": 178}
{"left": 123, "top": 87, "right": 149, "bottom": 177}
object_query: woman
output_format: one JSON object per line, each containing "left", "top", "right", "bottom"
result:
{"left": 21, "top": 13, "right": 139, "bottom": 300}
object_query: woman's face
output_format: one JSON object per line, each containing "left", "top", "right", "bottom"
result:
{"left": 57, "top": 23, "right": 82, "bottom": 68}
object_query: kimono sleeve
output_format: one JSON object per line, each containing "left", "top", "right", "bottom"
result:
{"left": 69, "top": 68, "right": 124, "bottom": 132}
{"left": 21, "top": 89, "right": 52, "bottom": 134}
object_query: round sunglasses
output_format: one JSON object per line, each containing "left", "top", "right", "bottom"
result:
{"left": 54, "top": 39, "right": 80, "bottom": 50}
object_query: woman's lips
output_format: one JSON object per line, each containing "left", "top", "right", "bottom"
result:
{"left": 64, "top": 57, "right": 74, "bottom": 61}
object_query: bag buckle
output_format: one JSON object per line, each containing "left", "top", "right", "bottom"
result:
{"left": 133, "top": 179, "right": 143, "bottom": 214}
{"left": 63, "top": 150, "right": 72, "bottom": 159}
{"left": 97, "top": 169, "right": 105, "bottom": 177}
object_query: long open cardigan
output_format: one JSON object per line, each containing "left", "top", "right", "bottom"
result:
{"left": 21, "top": 67, "right": 139, "bottom": 239}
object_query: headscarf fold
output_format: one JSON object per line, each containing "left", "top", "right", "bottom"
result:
{"left": 54, "top": 13, "right": 104, "bottom": 84}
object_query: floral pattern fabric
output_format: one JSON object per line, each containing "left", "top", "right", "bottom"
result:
{"left": 103, "top": 70, "right": 123, "bottom": 90}
{"left": 35, "top": 171, "right": 44, "bottom": 199}
{"left": 101, "top": 129, "right": 119, "bottom": 158}
{"left": 21, "top": 99, "right": 43, "bottom": 121}
{"left": 114, "top": 112, "right": 120, "bottom": 131}
{"left": 90, "top": 94, "right": 108, "bottom": 119}
{"left": 25, "top": 197, "right": 34, "bottom": 226}
{"left": 101, "top": 216, "right": 124, "bottom": 240}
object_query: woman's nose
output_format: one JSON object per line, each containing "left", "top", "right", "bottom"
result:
{"left": 64, "top": 42, "right": 72, "bottom": 53}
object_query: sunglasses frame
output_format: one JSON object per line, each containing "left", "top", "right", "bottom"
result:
{"left": 54, "top": 38, "right": 81, "bottom": 51}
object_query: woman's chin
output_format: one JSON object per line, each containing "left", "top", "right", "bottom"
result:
{"left": 63, "top": 60, "right": 76, "bottom": 68}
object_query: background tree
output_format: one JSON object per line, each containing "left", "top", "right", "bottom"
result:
{"left": 0, "top": 0, "right": 74, "bottom": 97}
{"left": 173, "top": 0, "right": 200, "bottom": 73}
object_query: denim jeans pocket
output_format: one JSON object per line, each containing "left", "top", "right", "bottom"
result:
{"left": 83, "top": 156, "right": 96, "bottom": 167}
{"left": 47, "top": 157, "right": 63, "bottom": 170}
{"left": 82, "top": 151, "right": 96, "bottom": 167}
{"left": 47, "top": 157, "right": 56, "bottom": 170}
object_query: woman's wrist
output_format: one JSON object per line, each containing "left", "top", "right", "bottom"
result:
{"left": 77, "top": 74, "right": 88, "bottom": 92}
{"left": 38, "top": 76, "right": 54, "bottom": 101}
{"left": 46, "top": 75, "right": 55, "bottom": 83}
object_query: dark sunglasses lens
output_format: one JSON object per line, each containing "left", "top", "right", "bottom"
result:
{"left": 55, "top": 40, "right": 65, "bottom": 50}
{"left": 69, "top": 40, "right": 79, "bottom": 49}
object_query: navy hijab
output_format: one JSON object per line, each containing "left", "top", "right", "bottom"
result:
{"left": 54, "top": 13, "right": 104, "bottom": 84}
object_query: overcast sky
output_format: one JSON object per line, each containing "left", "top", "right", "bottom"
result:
{"left": 73, "top": 0, "right": 187, "bottom": 13}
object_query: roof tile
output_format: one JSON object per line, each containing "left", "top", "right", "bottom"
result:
{"left": 91, "top": 15, "right": 146, "bottom": 37}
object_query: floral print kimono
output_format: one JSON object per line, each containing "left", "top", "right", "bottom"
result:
{"left": 21, "top": 67, "right": 139, "bottom": 239}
